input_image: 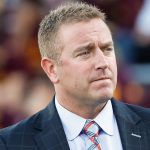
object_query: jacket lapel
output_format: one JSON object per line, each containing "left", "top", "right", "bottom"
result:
{"left": 34, "top": 97, "right": 70, "bottom": 150}
{"left": 111, "top": 99, "right": 143, "bottom": 150}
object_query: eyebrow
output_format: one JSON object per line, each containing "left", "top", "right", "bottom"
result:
{"left": 99, "top": 42, "right": 114, "bottom": 49}
{"left": 74, "top": 42, "right": 95, "bottom": 52}
{"left": 73, "top": 41, "right": 114, "bottom": 54}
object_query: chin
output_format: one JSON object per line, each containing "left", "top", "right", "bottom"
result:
{"left": 95, "top": 91, "right": 113, "bottom": 102}
{"left": 100, "top": 95, "right": 112, "bottom": 101}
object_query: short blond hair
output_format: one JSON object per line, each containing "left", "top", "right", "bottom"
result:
{"left": 38, "top": 2, "right": 105, "bottom": 61}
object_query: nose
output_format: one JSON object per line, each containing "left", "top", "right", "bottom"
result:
{"left": 94, "top": 49, "right": 108, "bottom": 70}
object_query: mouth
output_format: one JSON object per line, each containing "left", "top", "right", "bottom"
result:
{"left": 92, "top": 77, "right": 111, "bottom": 82}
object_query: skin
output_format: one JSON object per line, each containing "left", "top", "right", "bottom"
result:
{"left": 41, "top": 18, "right": 117, "bottom": 119}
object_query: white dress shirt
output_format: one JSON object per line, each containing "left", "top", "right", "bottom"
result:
{"left": 55, "top": 98, "right": 123, "bottom": 150}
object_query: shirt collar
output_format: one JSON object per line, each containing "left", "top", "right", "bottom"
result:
{"left": 94, "top": 100, "right": 114, "bottom": 136}
{"left": 55, "top": 98, "right": 114, "bottom": 141}
{"left": 55, "top": 98, "right": 86, "bottom": 141}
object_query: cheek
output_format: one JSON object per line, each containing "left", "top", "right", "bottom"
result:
{"left": 58, "top": 61, "right": 80, "bottom": 81}
{"left": 109, "top": 56, "right": 117, "bottom": 71}
{"left": 110, "top": 59, "right": 118, "bottom": 83}
{"left": 59, "top": 58, "right": 92, "bottom": 85}
{"left": 113, "top": 60, "right": 117, "bottom": 75}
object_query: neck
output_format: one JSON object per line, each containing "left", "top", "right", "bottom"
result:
{"left": 55, "top": 94, "right": 108, "bottom": 119}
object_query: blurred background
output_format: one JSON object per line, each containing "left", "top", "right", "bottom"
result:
{"left": 0, "top": 0, "right": 150, "bottom": 128}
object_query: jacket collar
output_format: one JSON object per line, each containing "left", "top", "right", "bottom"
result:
{"left": 111, "top": 98, "right": 144, "bottom": 150}
{"left": 34, "top": 96, "right": 70, "bottom": 150}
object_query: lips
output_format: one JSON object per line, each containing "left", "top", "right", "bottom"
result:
{"left": 91, "top": 76, "right": 111, "bottom": 82}
{"left": 93, "top": 77, "right": 110, "bottom": 81}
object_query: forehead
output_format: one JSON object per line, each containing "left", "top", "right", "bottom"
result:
{"left": 58, "top": 18, "right": 113, "bottom": 48}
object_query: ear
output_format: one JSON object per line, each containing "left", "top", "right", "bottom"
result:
{"left": 41, "top": 57, "right": 59, "bottom": 83}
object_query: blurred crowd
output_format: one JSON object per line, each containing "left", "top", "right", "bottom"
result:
{"left": 0, "top": 0, "right": 150, "bottom": 128}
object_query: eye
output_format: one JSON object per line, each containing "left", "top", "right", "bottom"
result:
{"left": 101, "top": 47, "right": 114, "bottom": 56}
{"left": 80, "top": 51, "right": 90, "bottom": 55}
{"left": 77, "top": 50, "right": 90, "bottom": 57}
{"left": 105, "top": 47, "right": 113, "bottom": 51}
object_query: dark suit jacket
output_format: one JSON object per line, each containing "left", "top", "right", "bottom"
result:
{"left": 0, "top": 97, "right": 150, "bottom": 150}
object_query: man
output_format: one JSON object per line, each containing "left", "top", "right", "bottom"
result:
{"left": 0, "top": 2, "right": 150, "bottom": 150}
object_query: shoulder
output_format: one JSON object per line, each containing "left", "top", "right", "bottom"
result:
{"left": 0, "top": 109, "right": 43, "bottom": 149}
{"left": 0, "top": 98, "right": 55, "bottom": 137}
{"left": 0, "top": 98, "right": 57, "bottom": 148}
{"left": 0, "top": 111, "right": 40, "bottom": 137}
{"left": 124, "top": 102, "right": 150, "bottom": 120}
{"left": 111, "top": 98, "right": 150, "bottom": 123}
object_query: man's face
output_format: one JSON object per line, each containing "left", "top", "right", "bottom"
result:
{"left": 55, "top": 18, "right": 117, "bottom": 105}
